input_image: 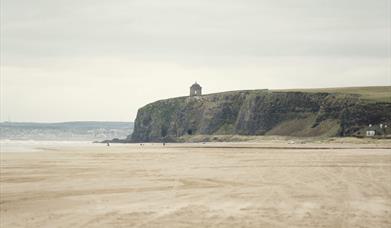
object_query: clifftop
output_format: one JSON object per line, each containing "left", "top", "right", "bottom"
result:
{"left": 130, "top": 87, "right": 391, "bottom": 142}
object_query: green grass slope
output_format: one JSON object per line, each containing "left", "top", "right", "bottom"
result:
{"left": 275, "top": 86, "right": 391, "bottom": 103}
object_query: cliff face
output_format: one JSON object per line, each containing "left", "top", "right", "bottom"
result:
{"left": 130, "top": 90, "right": 391, "bottom": 142}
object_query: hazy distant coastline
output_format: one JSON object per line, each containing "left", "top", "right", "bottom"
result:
{"left": 0, "top": 121, "right": 134, "bottom": 141}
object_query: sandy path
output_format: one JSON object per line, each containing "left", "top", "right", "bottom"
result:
{"left": 1, "top": 142, "right": 391, "bottom": 227}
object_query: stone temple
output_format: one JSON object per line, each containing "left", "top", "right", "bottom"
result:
{"left": 190, "top": 82, "right": 202, "bottom": 96}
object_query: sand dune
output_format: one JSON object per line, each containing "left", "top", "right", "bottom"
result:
{"left": 1, "top": 141, "right": 391, "bottom": 227}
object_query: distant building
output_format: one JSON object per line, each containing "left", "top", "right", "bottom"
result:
{"left": 364, "top": 124, "right": 388, "bottom": 137}
{"left": 190, "top": 82, "right": 202, "bottom": 96}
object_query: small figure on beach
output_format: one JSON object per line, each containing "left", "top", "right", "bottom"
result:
{"left": 107, "top": 142, "right": 110, "bottom": 146}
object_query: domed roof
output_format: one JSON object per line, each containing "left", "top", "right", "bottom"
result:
{"left": 190, "top": 82, "right": 202, "bottom": 89}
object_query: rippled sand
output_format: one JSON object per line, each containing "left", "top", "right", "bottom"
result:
{"left": 1, "top": 141, "right": 391, "bottom": 227}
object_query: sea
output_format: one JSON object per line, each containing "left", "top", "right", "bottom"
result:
{"left": 0, "top": 121, "right": 133, "bottom": 152}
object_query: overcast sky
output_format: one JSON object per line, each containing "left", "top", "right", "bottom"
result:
{"left": 1, "top": 0, "right": 390, "bottom": 122}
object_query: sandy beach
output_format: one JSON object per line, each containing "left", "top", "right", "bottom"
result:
{"left": 1, "top": 140, "right": 391, "bottom": 227}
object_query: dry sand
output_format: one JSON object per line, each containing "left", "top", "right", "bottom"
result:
{"left": 1, "top": 140, "right": 391, "bottom": 227}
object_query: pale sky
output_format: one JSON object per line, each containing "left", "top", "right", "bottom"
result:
{"left": 1, "top": 0, "right": 390, "bottom": 122}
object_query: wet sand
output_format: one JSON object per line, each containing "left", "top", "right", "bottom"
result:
{"left": 1, "top": 141, "right": 391, "bottom": 227}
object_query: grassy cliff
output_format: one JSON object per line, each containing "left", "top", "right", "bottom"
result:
{"left": 130, "top": 87, "right": 391, "bottom": 142}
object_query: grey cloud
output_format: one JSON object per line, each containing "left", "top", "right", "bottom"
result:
{"left": 2, "top": 0, "right": 390, "bottom": 63}
{"left": 1, "top": 0, "right": 390, "bottom": 121}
